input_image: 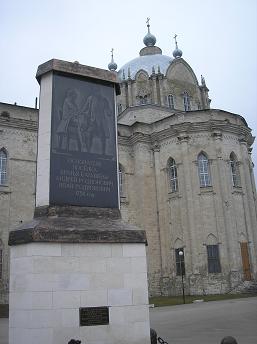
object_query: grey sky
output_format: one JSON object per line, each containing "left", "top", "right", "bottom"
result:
{"left": 1, "top": 0, "right": 257, "bottom": 175}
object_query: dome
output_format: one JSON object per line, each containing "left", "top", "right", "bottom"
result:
{"left": 118, "top": 53, "right": 173, "bottom": 80}
{"left": 108, "top": 60, "right": 117, "bottom": 71}
{"left": 108, "top": 48, "right": 118, "bottom": 71}
{"left": 173, "top": 48, "right": 183, "bottom": 58}
{"left": 172, "top": 34, "right": 183, "bottom": 58}
{"left": 143, "top": 32, "right": 156, "bottom": 47}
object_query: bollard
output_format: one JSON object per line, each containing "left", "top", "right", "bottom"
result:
{"left": 220, "top": 336, "right": 238, "bottom": 344}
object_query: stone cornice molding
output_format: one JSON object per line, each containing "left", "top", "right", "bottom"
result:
{"left": 0, "top": 117, "right": 38, "bottom": 131}
{"left": 118, "top": 118, "right": 253, "bottom": 150}
{"left": 129, "top": 132, "right": 151, "bottom": 146}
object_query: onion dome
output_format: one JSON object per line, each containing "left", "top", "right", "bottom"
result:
{"left": 173, "top": 34, "right": 183, "bottom": 58}
{"left": 143, "top": 17, "right": 156, "bottom": 47}
{"left": 108, "top": 48, "right": 117, "bottom": 71}
{"left": 118, "top": 19, "right": 173, "bottom": 80}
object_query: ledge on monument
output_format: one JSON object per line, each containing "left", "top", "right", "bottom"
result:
{"left": 8, "top": 205, "right": 147, "bottom": 246}
{"left": 34, "top": 205, "right": 121, "bottom": 219}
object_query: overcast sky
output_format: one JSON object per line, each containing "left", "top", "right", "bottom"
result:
{"left": 1, "top": 0, "right": 257, "bottom": 175}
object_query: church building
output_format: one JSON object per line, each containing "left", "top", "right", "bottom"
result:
{"left": 0, "top": 22, "right": 257, "bottom": 303}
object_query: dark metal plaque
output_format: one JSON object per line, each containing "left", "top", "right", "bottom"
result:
{"left": 49, "top": 73, "right": 119, "bottom": 208}
{"left": 79, "top": 307, "right": 109, "bottom": 326}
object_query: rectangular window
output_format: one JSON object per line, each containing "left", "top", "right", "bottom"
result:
{"left": 175, "top": 248, "right": 185, "bottom": 276}
{"left": 207, "top": 245, "right": 221, "bottom": 273}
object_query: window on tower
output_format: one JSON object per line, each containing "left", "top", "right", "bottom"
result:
{"left": 175, "top": 248, "right": 185, "bottom": 276}
{"left": 119, "top": 163, "right": 125, "bottom": 198}
{"left": 183, "top": 91, "right": 191, "bottom": 111}
{"left": 207, "top": 244, "right": 221, "bottom": 273}
{"left": 168, "top": 158, "right": 178, "bottom": 192}
{"left": 0, "top": 148, "right": 7, "bottom": 185}
{"left": 230, "top": 152, "right": 241, "bottom": 187}
{"left": 167, "top": 94, "right": 175, "bottom": 109}
{"left": 198, "top": 152, "right": 211, "bottom": 187}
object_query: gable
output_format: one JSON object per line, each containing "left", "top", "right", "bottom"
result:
{"left": 166, "top": 59, "right": 198, "bottom": 86}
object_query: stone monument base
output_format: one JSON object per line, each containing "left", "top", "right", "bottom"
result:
{"left": 9, "top": 207, "right": 150, "bottom": 344}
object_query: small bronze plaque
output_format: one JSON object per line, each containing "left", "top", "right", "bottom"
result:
{"left": 79, "top": 307, "right": 109, "bottom": 326}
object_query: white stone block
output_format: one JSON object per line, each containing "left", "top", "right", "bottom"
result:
{"left": 131, "top": 321, "right": 150, "bottom": 343}
{"left": 53, "top": 291, "right": 80, "bottom": 309}
{"left": 79, "top": 325, "right": 110, "bottom": 341}
{"left": 9, "top": 291, "right": 53, "bottom": 310}
{"left": 9, "top": 310, "right": 30, "bottom": 328}
{"left": 132, "top": 288, "right": 149, "bottom": 305}
{"left": 108, "top": 288, "right": 132, "bottom": 306}
{"left": 108, "top": 325, "right": 131, "bottom": 344}
{"left": 111, "top": 244, "right": 123, "bottom": 257}
{"left": 28, "top": 309, "right": 55, "bottom": 328}
{"left": 27, "top": 243, "right": 62, "bottom": 256}
{"left": 28, "top": 273, "right": 56, "bottom": 291}
{"left": 57, "top": 309, "right": 79, "bottom": 328}
{"left": 109, "top": 306, "right": 125, "bottom": 324}
{"left": 76, "top": 243, "right": 112, "bottom": 257}
{"left": 123, "top": 243, "right": 146, "bottom": 257}
{"left": 9, "top": 328, "right": 53, "bottom": 344}
{"left": 9, "top": 291, "right": 32, "bottom": 310}
{"left": 61, "top": 243, "right": 76, "bottom": 256}
{"left": 80, "top": 290, "right": 107, "bottom": 307}
{"left": 54, "top": 273, "right": 90, "bottom": 291}
{"left": 55, "top": 256, "right": 81, "bottom": 273}
{"left": 52, "top": 327, "right": 80, "bottom": 344}
{"left": 10, "top": 245, "right": 28, "bottom": 259}
{"left": 106, "top": 257, "right": 131, "bottom": 273}
{"left": 33, "top": 256, "right": 80, "bottom": 273}
{"left": 10, "top": 257, "right": 34, "bottom": 275}
{"left": 131, "top": 256, "right": 147, "bottom": 273}
{"left": 79, "top": 257, "right": 107, "bottom": 273}
{"left": 30, "top": 291, "right": 53, "bottom": 309}
{"left": 9, "top": 274, "right": 29, "bottom": 292}
{"left": 124, "top": 272, "right": 148, "bottom": 289}
{"left": 90, "top": 273, "right": 124, "bottom": 290}
{"left": 125, "top": 305, "right": 149, "bottom": 323}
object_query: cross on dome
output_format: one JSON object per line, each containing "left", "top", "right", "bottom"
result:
{"left": 173, "top": 33, "right": 183, "bottom": 58}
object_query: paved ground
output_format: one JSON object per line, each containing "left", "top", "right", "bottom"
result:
{"left": 150, "top": 297, "right": 257, "bottom": 344}
{"left": 1, "top": 297, "right": 257, "bottom": 344}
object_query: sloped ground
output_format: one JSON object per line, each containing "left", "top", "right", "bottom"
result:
{"left": 150, "top": 296, "right": 257, "bottom": 344}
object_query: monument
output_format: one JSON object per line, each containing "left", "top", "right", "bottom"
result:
{"left": 8, "top": 59, "right": 151, "bottom": 344}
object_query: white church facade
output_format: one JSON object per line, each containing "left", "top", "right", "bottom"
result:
{"left": 0, "top": 23, "right": 257, "bottom": 302}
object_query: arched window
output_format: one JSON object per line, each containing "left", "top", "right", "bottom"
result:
{"left": 230, "top": 152, "right": 240, "bottom": 187}
{"left": 119, "top": 164, "right": 124, "bottom": 197}
{"left": 0, "top": 239, "right": 3, "bottom": 279}
{"left": 168, "top": 158, "right": 178, "bottom": 192}
{"left": 0, "top": 149, "right": 7, "bottom": 185}
{"left": 198, "top": 152, "right": 211, "bottom": 187}
{"left": 167, "top": 94, "right": 174, "bottom": 109}
{"left": 183, "top": 91, "right": 190, "bottom": 111}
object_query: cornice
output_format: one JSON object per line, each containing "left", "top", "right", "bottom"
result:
{"left": 0, "top": 117, "right": 38, "bottom": 131}
{"left": 118, "top": 117, "right": 253, "bottom": 148}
